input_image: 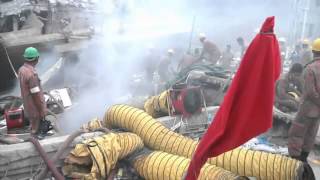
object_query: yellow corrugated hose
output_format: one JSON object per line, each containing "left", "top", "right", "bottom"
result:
{"left": 133, "top": 151, "right": 247, "bottom": 180}
{"left": 144, "top": 90, "right": 169, "bottom": 117}
{"left": 104, "top": 104, "right": 304, "bottom": 180}
{"left": 63, "top": 132, "right": 144, "bottom": 179}
{"left": 207, "top": 148, "right": 303, "bottom": 180}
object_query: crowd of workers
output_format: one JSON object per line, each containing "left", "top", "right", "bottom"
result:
{"left": 17, "top": 32, "right": 320, "bottom": 165}
{"left": 144, "top": 33, "right": 241, "bottom": 84}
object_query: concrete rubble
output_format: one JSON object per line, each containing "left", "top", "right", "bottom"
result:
{"left": 0, "top": 0, "right": 31, "bottom": 17}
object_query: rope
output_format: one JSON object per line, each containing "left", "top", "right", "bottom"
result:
{"left": 1, "top": 43, "right": 18, "bottom": 78}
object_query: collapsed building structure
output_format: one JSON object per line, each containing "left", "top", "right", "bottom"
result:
{"left": 0, "top": 0, "right": 96, "bottom": 91}
{"left": 0, "top": 1, "right": 319, "bottom": 179}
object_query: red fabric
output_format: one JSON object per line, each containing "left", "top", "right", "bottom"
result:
{"left": 185, "top": 16, "right": 281, "bottom": 180}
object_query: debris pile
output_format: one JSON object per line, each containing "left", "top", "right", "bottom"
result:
{"left": 49, "top": 0, "right": 98, "bottom": 9}
{"left": 0, "top": 0, "right": 31, "bottom": 17}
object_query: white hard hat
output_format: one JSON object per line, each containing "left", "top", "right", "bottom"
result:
{"left": 302, "top": 39, "right": 310, "bottom": 45}
{"left": 167, "top": 49, "right": 174, "bottom": 54}
{"left": 199, "top": 33, "right": 206, "bottom": 39}
{"left": 278, "top": 37, "right": 286, "bottom": 43}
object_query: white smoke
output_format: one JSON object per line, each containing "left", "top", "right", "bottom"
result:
{"left": 56, "top": 0, "right": 295, "bottom": 132}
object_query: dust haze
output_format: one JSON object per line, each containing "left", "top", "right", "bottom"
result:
{"left": 55, "top": 0, "right": 294, "bottom": 132}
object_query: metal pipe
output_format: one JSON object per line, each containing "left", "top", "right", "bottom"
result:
{"left": 187, "top": 15, "right": 196, "bottom": 53}
{"left": 29, "top": 137, "right": 64, "bottom": 180}
{"left": 301, "top": 0, "right": 310, "bottom": 40}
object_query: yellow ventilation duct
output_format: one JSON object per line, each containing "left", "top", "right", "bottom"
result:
{"left": 133, "top": 151, "right": 247, "bottom": 180}
{"left": 144, "top": 90, "right": 169, "bottom": 117}
{"left": 104, "top": 105, "right": 305, "bottom": 180}
{"left": 63, "top": 132, "right": 144, "bottom": 179}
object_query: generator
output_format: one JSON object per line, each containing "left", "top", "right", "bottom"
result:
{"left": 4, "top": 108, "right": 25, "bottom": 130}
{"left": 169, "top": 84, "right": 203, "bottom": 118}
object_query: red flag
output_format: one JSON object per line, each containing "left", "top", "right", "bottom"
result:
{"left": 185, "top": 17, "right": 281, "bottom": 180}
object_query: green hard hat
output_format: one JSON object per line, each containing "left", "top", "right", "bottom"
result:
{"left": 23, "top": 47, "right": 39, "bottom": 61}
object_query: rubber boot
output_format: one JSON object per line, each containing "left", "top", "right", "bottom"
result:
{"left": 288, "top": 121, "right": 307, "bottom": 158}
{"left": 302, "top": 163, "right": 316, "bottom": 180}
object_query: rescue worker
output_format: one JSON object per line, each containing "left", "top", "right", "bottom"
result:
{"left": 177, "top": 53, "right": 198, "bottom": 72}
{"left": 143, "top": 46, "right": 158, "bottom": 82}
{"left": 219, "top": 44, "right": 234, "bottom": 69}
{"left": 290, "top": 45, "right": 302, "bottom": 64}
{"left": 158, "top": 49, "right": 175, "bottom": 82}
{"left": 278, "top": 37, "right": 287, "bottom": 54}
{"left": 236, "top": 37, "right": 247, "bottom": 58}
{"left": 278, "top": 37, "right": 287, "bottom": 71}
{"left": 275, "top": 63, "right": 303, "bottom": 113}
{"left": 288, "top": 38, "right": 320, "bottom": 162}
{"left": 18, "top": 47, "right": 47, "bottom": 139}
{"left": 199, "top": 33, "right": 221, "bottom": 65}
{"left": 300, "top": 39, "right": 313, "bottom": 66}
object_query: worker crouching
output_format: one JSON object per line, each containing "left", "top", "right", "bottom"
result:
{"left": 274, "top": 63, "right": 303, "bottom": 113}
{"left": 199, "top": 33, "right": 221, "bottom": 65}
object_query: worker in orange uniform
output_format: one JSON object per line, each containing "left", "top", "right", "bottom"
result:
{"left": 300, "top": 39, "right": 313, "bottom": 66}
{"left": 288, "top": 38, "right": 320, "bottom": 162}
{"left": 18, "top": 47, "right": 47, "bottom": 139}
{"left": 158, "top": 49, "right": 175, "bottom": 82}
{"left": 199, "top": 33, "right": 221, "bottom": 65}
{"left": 274, "top": 63, "right": 303, "bottom": 113}
{"left": 219, "top": 44, "right": 234, "bottom": 69}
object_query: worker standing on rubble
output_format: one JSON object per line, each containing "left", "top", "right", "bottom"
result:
{"left": 199, "top": 33, "right": 221, "bottom": 65}
{"left": 157, "top": 49, "right": 175, "bottom": 82}
{"left": 288, "top": 38, "right": 320, "bottom": 162}
{"left": 144, "top": 46, "right": 158, "bottom": 82}
{"left": 278, "top": 37, "right": 287, "bottom": 71}
{"left": 301, "top": 39, "right": 313, "bottom": 66}
{"left": 177, "top": 53, "right": 198, "bottom": 72}
{"left": 275, "top": 63, "right": 303, "bottom": 113}
{"left": 290, "top": 45, "right": 302, "bottom": 64}
{"left": 278, "top": 37, "right": 287, "bottom": 54}
{"left": 219, "top": 44, "right": 234, "bottom": 69}
{"left": 236, "top": 37, "right": 247, "bottom": 58}
{"left": 18, "top": 47, "right": 47, "bottom": 139}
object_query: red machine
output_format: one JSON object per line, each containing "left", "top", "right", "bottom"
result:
{"left": 169, "top": 84, "right": 203, "bottom": 117}
{"left": 5, "top": 108, "right": 25, "bottom": 130}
